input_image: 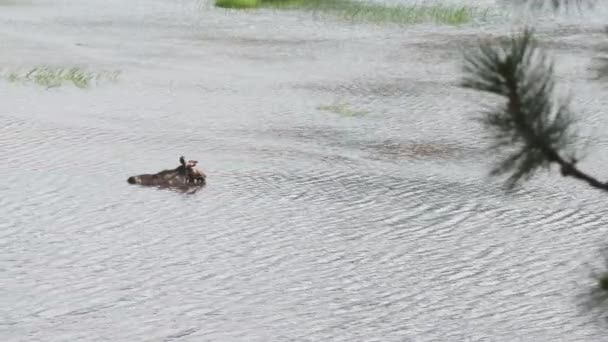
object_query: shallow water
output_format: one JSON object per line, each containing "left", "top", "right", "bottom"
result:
{"left": 3, "top": 0, "right": 608, "bottom": 341}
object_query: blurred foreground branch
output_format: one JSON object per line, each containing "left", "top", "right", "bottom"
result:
{"left": 461, "top": 28, "right": 608, "bottom": 192}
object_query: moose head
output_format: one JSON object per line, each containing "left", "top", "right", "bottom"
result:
{"left": 127, "top": 156, "right": 206, "bottom": 189}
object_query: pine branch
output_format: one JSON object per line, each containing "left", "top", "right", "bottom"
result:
{"left": 461, "top": 27, "right": 608, "bottom": 192}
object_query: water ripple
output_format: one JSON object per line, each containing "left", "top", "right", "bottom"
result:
{"left": 3, "top": 2, "right": 608, "bottom": 341}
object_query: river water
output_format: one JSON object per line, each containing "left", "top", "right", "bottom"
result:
{"left": 3, "top": 0, "right": 608, "bottom": 341}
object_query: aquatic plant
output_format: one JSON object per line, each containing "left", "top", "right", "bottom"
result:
{"left": 508, "top": 0, "right": 596, "bottom": 10}
{"left": 215, "top": 0, "right": 490, "bottom": 26}
{"left": 327, "top": 2, "right": 486, "bottom": 26}
{"left": 2, "top": 66, "right": 120, "bottom": 88}
{"left": 215, "top": 0, "right": 259, "bottom": 9}
{"left": 317, "top": 101, "right": 368, "bottom": 117}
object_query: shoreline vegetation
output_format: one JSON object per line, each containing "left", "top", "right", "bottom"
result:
{"left": 214, "top": 0, "right": 491, "bottom": 25}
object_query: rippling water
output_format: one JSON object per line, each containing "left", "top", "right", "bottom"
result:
{"left": 3, "top": 0, "right": 608, "bottom": 341}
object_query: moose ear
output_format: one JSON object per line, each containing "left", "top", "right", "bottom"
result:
{"left": 179, "top": 156, "right": 186, "bottom": 166}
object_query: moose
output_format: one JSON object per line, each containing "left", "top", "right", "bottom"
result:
{"left": 127, "top": 156, "right": 206, "bottom": 189}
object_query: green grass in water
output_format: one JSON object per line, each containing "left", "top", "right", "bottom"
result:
{"left": 2, "top": 66, "right": 120, "bottom": 88}
{"left": 318, "top": 101, "right": 368, "bottom": 117}
{"left": 215, "top": 0, "right": 488, "bottom": 25}
{"left": 216, "top": 0, "right": 259, "bottom": 8}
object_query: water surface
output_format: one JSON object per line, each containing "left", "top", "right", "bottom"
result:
{"left": 3, "top": 1, "right": 608, "bottom": 341}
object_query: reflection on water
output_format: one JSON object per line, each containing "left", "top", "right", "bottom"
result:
{"left": 2, "top": 0, "right": 608, "bottom": 341}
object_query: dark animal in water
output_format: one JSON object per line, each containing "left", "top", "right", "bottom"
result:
{"left": 127, "top": 156, "right": 206, "bottom": 188}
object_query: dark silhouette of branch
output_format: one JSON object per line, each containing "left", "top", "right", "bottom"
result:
{"left": 461, "top": 28, "right": 608, "bottom": 192}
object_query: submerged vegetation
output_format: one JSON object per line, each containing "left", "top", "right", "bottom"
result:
{"left": 1, "top": 66, "right": 121, "bottom": 88}
{"left": 215, "top": 0, "right": 490, "bottom": 25}
{"left": 317, "top": 101, "right": 368, "bottom": 117}
{"left": 215, "top": 0, "right": 259, "bottom": 8}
